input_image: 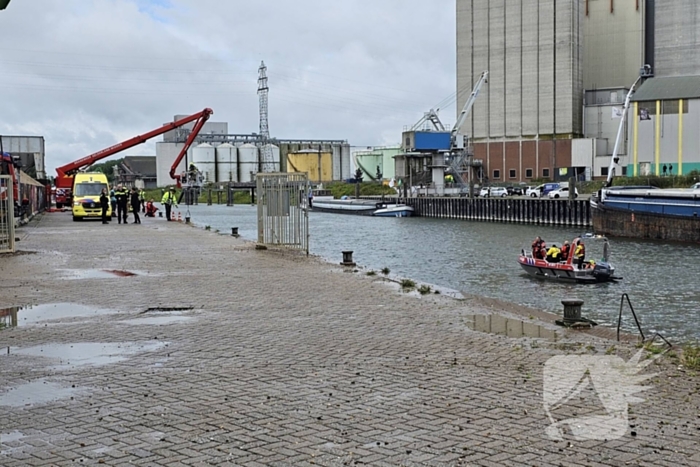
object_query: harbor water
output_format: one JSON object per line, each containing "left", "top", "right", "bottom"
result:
{"left": 186, "top": 204, "right": 700, "bottom": 343}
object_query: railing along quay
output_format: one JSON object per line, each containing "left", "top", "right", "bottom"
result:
{"left": 366, "top": 197, "right": 591, "bottom": 227}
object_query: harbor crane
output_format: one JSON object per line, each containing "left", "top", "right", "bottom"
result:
{"left": 446, "top": 70, "right": 488, "bottom": 194}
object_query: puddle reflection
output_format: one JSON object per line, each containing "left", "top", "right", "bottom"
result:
{"left": 468, "top": 314, "right": 558, "bottom": 340}
{"left": 0, "top": 303, "right": 117, "bottom": 328}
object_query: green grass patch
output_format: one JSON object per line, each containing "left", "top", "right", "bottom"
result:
{"left": 381, "top": 267, "right": 390, "bottom": 275}
{"left": 400, "top": 279, "right": 416, "bottom": 290}
{"left": 326, "top": 182, "right": 397, "bottom": 199}
{"left": 680, "top": 344, "right": 700, "bottom": 371}
{"left": 366, "top": 271, "right": 376, "bottom": 276}
{"left": 417, "top": 285, "right": 432, "bottom": 295}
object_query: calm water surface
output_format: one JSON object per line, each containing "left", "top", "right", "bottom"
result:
{"left": 185, "top": 204, "right": 700, "bottom": 343}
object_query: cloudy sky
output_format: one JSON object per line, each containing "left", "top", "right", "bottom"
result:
{"left": 1, "top": 0, "right": 457, "bottom": 176}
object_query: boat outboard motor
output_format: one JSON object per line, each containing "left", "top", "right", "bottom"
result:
{"left": 592, "top": 262, "right": 613, "bottom": 281}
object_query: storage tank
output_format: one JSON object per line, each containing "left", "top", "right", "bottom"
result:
{"left": 215, "top": 143, "right": 238, "bottom": 183}
{"left": 287, "top": 150, "right": 332, "bottom": 183}
{"left": 238, "top": 143, "right": 259, "bottom": 183}
{"left": 353, "top": 150, "right": 383, "bottom": 181}
{"left": 261, "top": 144, "right": 281, "bottom": 172}
{"left": 192, "top": 143, "right": 216, "bottom": 183}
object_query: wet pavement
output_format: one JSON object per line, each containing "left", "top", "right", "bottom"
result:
{"left": 1, "top": 212, "right": 699, "bottom": 466}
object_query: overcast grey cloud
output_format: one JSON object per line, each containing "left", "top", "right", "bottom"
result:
{"left": 1, "top": 0, "right": 456, "bottom": 175}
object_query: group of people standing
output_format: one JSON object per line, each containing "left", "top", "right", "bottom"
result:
{"left": 99, "top": 185, "right": 145, "bottom": 225}
{"left": 531, "top": 236, "right": 586, "bottom": 268}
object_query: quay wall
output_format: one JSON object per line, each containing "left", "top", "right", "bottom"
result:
{"left": 365, "top": 197, "right": 591, "bottom": 227}
{"left": 593, "top": 206, "right": 700, "bottom": 243}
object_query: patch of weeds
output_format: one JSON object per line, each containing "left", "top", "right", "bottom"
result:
{"left": 530, "top": 341, "right": 540, "bottom": 349}
{"left": 529, "top": 315, "right": 535, "bottom": 320}
{"left": 204, "top": 225, "right": 211, "bottom": 231}
{"left": 381, "top": 267, "right": 390, "bottom": 275}
{"left": 0, "top": 323, "right": 4, "bottom": 330}
{"left": 366, "top": 271, "right": 377, "bottom": 277}
{"left": 605, "top": 345, "right": 616, "bottom": 355}
{"left": 680, "top": 344, "right": 700, "bottom": 371}
{"left": 643, "top": 341, "right": 666, "bottom": 355}
{"left": 400, "top": 279, "right": 415, "bottom": 290}
{"left": 417, "top": 285, "right": 432, "bottom": 295}
{"left": 586, "top": 344, "right": 596, "bottom": 352}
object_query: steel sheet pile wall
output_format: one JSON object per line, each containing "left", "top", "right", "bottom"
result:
{"left": 404, "top": 197, "right": 590, "bottom": 227}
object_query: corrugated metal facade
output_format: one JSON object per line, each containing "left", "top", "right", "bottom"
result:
{"left": 655, "top": 0, "right": 700, "bottom": 77}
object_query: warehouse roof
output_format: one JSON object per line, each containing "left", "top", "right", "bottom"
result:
{"left": 631, "top": 76, "right": 700, "bottom": 101}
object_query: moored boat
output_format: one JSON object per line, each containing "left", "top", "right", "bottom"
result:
{"left": 518, "top": 236, "right": 622, "bottom": 283}
{"left": 311, "top": 197, "right": 413, "bottom": 217}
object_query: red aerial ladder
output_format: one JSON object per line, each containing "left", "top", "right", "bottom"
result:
{"left": 53, "top": 108, "right": 213, "bottom": 208}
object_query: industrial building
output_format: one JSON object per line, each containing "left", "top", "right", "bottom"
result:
{"left": 155, "top": 114, "right": 352, "bottom": 187}
{"left": 0, "top": 135, "right": 46, "bottom": 180}
{"left": 456, "top": 0, "right": 700, "bottom": 182}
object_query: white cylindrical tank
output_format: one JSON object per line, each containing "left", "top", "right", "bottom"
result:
{"left": 215, "top": 143, "right": 238, "bottom": 183}
{"left": 261, "top": 144, "right": 281, "bottom": 172}
{"left": 192, "top": 143, "right": 216, "bottom": 183}
{"left": 238, "top": 143, "right": 259, "bottom": 183}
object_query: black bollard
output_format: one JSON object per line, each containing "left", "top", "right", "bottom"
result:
{"left": 231, "top": 227, "right": 240, "bottom": 238}
{"left": 562, "top": 299, "right": 584, "bottom": 322}
{"left": 341, "top": 251, "right": 356, "bottom": 267}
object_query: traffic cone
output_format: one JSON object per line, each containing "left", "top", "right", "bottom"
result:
{"left": 177, "top": 211, "right": 182, "bottom": 222}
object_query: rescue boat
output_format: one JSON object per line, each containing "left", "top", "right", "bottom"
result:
{"left": 517, "top": 236, "right": 622, "bottom": 284}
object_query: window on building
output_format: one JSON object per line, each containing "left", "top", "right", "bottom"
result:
{"left": 622, "top": 166, "right": 628, "bottom": 176}
{"left": 493, "top": 169, "right": 501, "bottom": 180}
{"left": 663, "top": 99, "right": 689, "bottom": 115}
{"left": 601, "top": 167, "right": 609, "bottom": 176}
{"left": 509, "top": 169, "right": 516, "bottom": 179}
{"left": 542, "top": 168, "right": 550, "bottom": 178}
{"left": 525, "top": 168, "right": 533, "bottom": 179}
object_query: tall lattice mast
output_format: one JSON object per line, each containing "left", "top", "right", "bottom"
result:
{"left": 258, "top": 61, "right": 275, "bottom": 172}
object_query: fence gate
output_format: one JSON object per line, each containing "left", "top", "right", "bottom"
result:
{"left": 256, "top": 173, "right": 309, "bottom": 254}
{"left": 0, "top": 175, "right": 16, "bottom": 253}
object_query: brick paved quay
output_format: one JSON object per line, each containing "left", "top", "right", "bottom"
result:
{"left": 1, "top": 212, "right": 699, "bottom": 467}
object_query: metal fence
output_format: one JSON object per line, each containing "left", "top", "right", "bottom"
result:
{"left": 0, "top": 175, "right": 16, "bottom": 253}
{"left": 256, "top": 173, "right": 309, "bottom": 254}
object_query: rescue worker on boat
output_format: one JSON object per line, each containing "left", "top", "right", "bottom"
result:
{"left": 531, "top": 236, "right": 546, "bottom": 260}
{"left": 560, "top": 240, "right": 570, "bottom": 262}
{"left": 546, "top": 244, "right": 561, "bottom": 263}
{"left": 574, "top": 240, "right": 586, "bottom": 269}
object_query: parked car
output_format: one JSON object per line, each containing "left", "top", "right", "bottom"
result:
{"left": 506, "top": 186, "right": 523, "bottom": 196}
{"left": 542, "top": 182, "right": 562, "bottom": 196}
{"left": 527, "top": 185, "right": 544, "bottom": 198}
{"left": 548, "top": 187, "right": 579, "bottom": 199}
{"left": 479, "top": 187, "right": 489, "bottom": 197}
{"left": 483, "top": 187, "right": 508, "bottom": 198}
{"left": 691, "top": 182, "right": 700, "bottom": 190}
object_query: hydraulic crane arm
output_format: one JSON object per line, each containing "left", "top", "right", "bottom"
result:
{"left": 55, "top": 108, "right": 214, "bottom": 181}
{"left": 452, "top": 71, "right": 488, "bottom": 146}
{"left": 168, "top": 109, "right": 212, "bottom": 185}
{"left": 605, "top": 77, "right": 641, "bottom": 188}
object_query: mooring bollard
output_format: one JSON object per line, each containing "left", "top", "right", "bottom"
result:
{"left": 341, "top": 250, "right": 356, "bottom": 267}
{"left": 185, "top": 216, "right": 191, "bottom": 224}
{"left": 231, "top": 227, "right": 240, "bottom": 238}
{"left": 562, "top": 299, "right": 584, "bottom": 322}
{"left": 158, "top": 212, "right": 163, "bottom": 218}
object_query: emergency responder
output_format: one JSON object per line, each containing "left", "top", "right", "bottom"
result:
{"left": 110, "top": 188, "right": 117, "bottom": 217}
{"left": 574, "top": 240, "right": 586, "bottom": 269}
{"left": 560, "top": 240, "right": 570, "bottom": 262}
{"left": 161, "top": 187, "right": 178, "bottom": 221}
{"left": 115, "top": 185, "right": 129, "bottom": 224}
{"left": 531, "top": 236, "right": 546, "bottom": 260}
{"left": 100, "top": 188, "right": 110, "bottom": 224}
{"left": 130, "top": 187, "right": 142, "bottom": 224}
{"left": 546, "top": 244, "right": 561, "bottom": 263}
{"left": 139, "top": 189, "right": 146, "bottom": 213}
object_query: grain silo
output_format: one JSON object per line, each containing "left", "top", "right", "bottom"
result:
{"left": 261, "top": 143, "right": 281, "bottom": 172}
{"left": 192, "top": 143, "right": 216, "bottom": 183}
{"left": 287, "top": 150, "right": 332, "bottom": 183}
{"left": 238, "top": 143, "right": 259, "bottom": 183}
{"left": 215, "top": 143, "right": 237, "bottom": 183}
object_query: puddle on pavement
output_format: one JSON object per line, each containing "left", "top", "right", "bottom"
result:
{"left": 1, "top": 431, "right": 25, "bottom": 443}
{"left": 10, "top": 341, "right": 168, "bottom": 368}
{"left": 0, "top": 379, "right": 85, "bottom": 407}
{"left": 0, "top": 303, "right": 117, "bottom": 328}
{"left": 467, "top": 314, "right": 558, "bottom": 340}
{"left": 57, "top": 269, "right": 143, "bottom": 280}
{"left": 121, "top": 316, "right": 195, "bottom": 326}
